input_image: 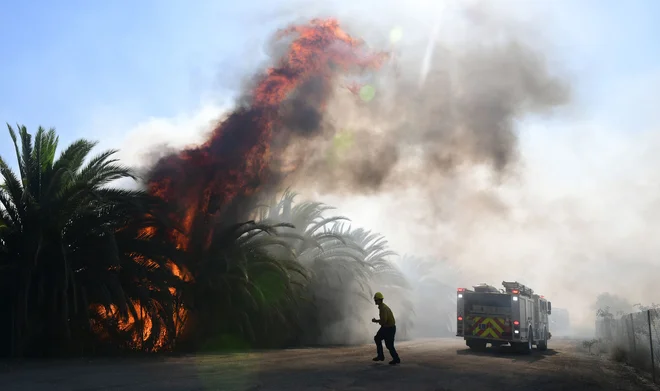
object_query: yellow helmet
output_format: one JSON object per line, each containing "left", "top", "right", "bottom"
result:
{"left": 374, "top": 292, "right": 384, "bottom": 300}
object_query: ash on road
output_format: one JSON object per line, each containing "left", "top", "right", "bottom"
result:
{"left": 1, "top": 339, "right": 656, "bottom": 391}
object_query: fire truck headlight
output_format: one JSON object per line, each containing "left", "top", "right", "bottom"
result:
{"left": 512, "top": 296, "right": 518, "bottom": 301}
{"left": 458, "top": 294, "right": 463, "bottom": 298}
{"left": 514, "top": 330, "right": 520, "bottom": 334}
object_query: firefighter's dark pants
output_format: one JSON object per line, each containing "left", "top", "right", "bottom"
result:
{"left": 375, "top": 326, "right": 400, "bottom": 361}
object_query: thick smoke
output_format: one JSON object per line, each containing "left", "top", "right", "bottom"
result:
{"left": 287, "top": 40, "right": 569, "bottom": 193}
{"left": 264, "top": 2, "right": 570, "bottom": 201}
{"left": 123, "top": 0, "right": 659, "bottom": 341}
{"left": 144, "top": 19, "right": 390, "bottom": 243}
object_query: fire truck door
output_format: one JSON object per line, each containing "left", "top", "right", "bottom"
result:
{"left": 527, "top": 300, "right": 534, "bottom": 336}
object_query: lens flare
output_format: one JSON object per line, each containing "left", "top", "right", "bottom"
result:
{"left": 359, "top": 85, "right": 376, "bottom": 102}
{"left": 390, "top": 27, "right": 403, "bottom": 44}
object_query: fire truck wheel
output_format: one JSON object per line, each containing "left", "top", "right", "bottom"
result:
{"left": 538, "top": 327, "right": 548, "bottom": 351}
{"left": 516, "top": 329, "right": 533, "bottom": 354}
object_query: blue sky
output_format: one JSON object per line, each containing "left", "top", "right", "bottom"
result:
{"left": 1, "top": 1, "right": 258, "bottom": 141}
{"left": 1, "top": 0, "right": 659, "bottom": 164}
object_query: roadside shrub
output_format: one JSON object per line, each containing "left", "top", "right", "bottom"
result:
{"left": 610, "top": 345, "right": 627, "bottom": 362}
{"left": 582, "top": 338, "right": 600, "bottom": 354}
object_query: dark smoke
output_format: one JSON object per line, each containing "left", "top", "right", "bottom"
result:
{"left": 145, "top": 18, "right": 390, "bottom": 235}
{"left": 280, "top": 76, "right": 326, "bottom": 137}
{"left": 147, "top": 2, "right": 571, "bottom": 213}
{"left": 286, "top": 34, "right": 570, "bottom": 194}
{"left": 225, "top": 0, "right": 572, "bottom": 195}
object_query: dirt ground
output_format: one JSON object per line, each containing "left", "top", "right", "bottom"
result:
{"left": 1, "top": 338, "right": 658, "bottom": 391}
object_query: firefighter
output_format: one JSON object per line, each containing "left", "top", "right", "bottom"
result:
{"left": 371, "top": 292, "right": 401, "bottom": 365}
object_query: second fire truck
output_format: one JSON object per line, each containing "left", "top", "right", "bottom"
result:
{"left": 456, "top": 281, "right": 552, "bottom": 354}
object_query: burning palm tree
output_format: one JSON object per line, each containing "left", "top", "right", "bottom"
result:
{"left": 0, "top": 125, "right": 179, "bottom": 357}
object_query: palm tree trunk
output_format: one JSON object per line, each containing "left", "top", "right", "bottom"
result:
{"left": 11, "top": 289, "right": 19, "bottom": 357}
{"left": 18, "top": 268, "right": 34, "bottom": 357}
{"left": 61, "top": 240, "right": 72, "bottom": 341}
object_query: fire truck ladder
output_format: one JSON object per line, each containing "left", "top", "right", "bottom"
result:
{"left": 502, "top": 281, "right": 534, "bottom": 297}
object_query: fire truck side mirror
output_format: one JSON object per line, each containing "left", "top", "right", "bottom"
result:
{"left": 547, "top": 302, "right": 552, "bottom": 314}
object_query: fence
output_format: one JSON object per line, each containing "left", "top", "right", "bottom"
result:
{"left": 596, "top": 309, "right": 659, "bottom": 383}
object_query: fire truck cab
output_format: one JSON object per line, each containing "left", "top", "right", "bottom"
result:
{"left": 456, "top": 281, "right": 552, "bottom": 354}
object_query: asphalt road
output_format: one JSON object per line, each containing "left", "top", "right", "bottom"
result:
{"left": 1, "top": 339, "right": 657, "bottom": 391}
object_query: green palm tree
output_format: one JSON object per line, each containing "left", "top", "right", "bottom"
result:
{"left": 175, "top": 217, "right": 308, "bottom": 351}
{"left": 258, "top": 191, "right": 368, "bottom": 289}
{"left": 329, "top": 223, "right": 414, "bottom": 339}
{"left": 0, "top": 124, "right": 179, "bottom": 357}
{"left": 258, "top": 190, "right": 411, "bottom": 344}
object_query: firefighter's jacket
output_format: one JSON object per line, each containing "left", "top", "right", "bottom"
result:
{"left": 378, "top": 302, "right": 396, "bottom": 328}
